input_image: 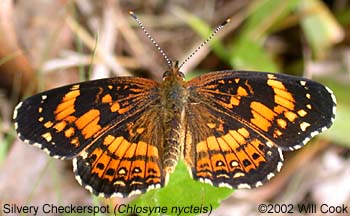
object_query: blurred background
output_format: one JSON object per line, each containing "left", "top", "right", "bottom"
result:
{"left": 0, "top": 0, "right": 349, "bottom": 215}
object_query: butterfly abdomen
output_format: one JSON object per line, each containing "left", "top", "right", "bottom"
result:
{"left": 159, "top": 71, "right": 188, "bottom": 174}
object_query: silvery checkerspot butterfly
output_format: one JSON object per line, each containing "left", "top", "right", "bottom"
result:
{"left": 13, "top": 12, "right": 336, "bottom": 198}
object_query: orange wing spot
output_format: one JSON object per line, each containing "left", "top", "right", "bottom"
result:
{"left": 274, "top": 88, "right": 294, "bottom": 102}
{"left": 113, "top": 137, "right": 131, "bottom": 158}
{"left": 38, "top": 117, "right": 44, "bottom": 122}
{"left": 218, "top": 79, "right": 225, "bottom": 84}
{"left": 274, "top": 105, "right": 288, "bottom": 114}
{"left": 102, "top": 94, "right": 113, "bottom": 103}
{"left": 146, "top": 143, "right": 159, "bottom": 158}
{"left": 284, "top": 111, "right": 298, "bottom": 122}
{"left": 38, "top": 107, "right": 43, "bottom": 113}
{"left": 104, "top": 134, "right": 115, "bottom": 145}
{"left": 53, "top": 121, "right": 66, "bottom": 132}
{"left": 273, "top": 129, "right": 283, "bottom": 138}
{"left": 222, "top": 132, "right": 239, "bottom": 149}
{"left": 130, "top": 87, "right": 145, "bottom": 93}
{"left": 135, "top": 141, "right": 147, "bottom": 157}
{"left": 107, "top": 136, "right": 124, "bottom": 153}
{"left": 145, "top": 161, "right": 161, "bottom": 181}
{"left": 136, "top": 127, "right": 145, "bottom": 134}
{"left": 91, "top": 148, "right": 103, "bottom": 167}
{"left": 210, "top": 154, "right": 228, "bottom": 172}
{"left": 54, "top": 90, "right": 80, "bottom": 118}
{"left": 250, "top": 139, "right": 263, "bottom": 150}
{"left": 70, "top": 84, "right": 80, "bottom": 90}
{"left": 124, "top": 143, "right": 137, "bottom": 159}
{"left": 230, "top": 96, "right": 240, "bottom": 107}
{"left": 42, "top": 132, "right": 52, "bottom": 142}
{"left": 223, "top": 153, "right": 242, "bottom": 172}
{"left": 235, "top": 151, "right": 254, "bottom": 172}
{"left": 297, "top": 109, "right": 307, "bottom": 117}
{"left": 127, "top": 123, "right": 136, "bottom": 137}
{"left": 251, "top": 102, "right": 276, "bottom": 121}
{"left": 130, "top": 160, "right": 145, "bottom": 177}
{"left": 267, "top": 79, "right": 285, "bottom": 89}
{"left": 93, "top": 154, "right": 111, "bottom": 178}
{"left": 70, "top": 137, "right": 80, "bottom": 147}
{"left": 277, "top": 118, "right": 287, "bottom": 129}
{"left": 206, "top": 136, "right": 220, "bottom": 151}
{"left": 275, "top": 95, "right": 295, "bottom": 110}
{"left": 245, "top": 143, "right": 264, "bottom": 165}
{"left": 44, "top": 121, "right": 54, "bottom": 128}
{"left": 237, "top": 127, "right": 250, "bottom": 138}
{"left": 249, "top": 139, "right": 267, "bottom": 162}
{"left": 108, "top": 85, "right": 113, "bottom": 90}
{"left": 55, "top": 104, "right": 75, "bottom": 121}
{"left": 205, "top": 84, "right": 217, "bottom": 90}
{"left": 104, "top": 159, "right": 119, "bottom": 181}
{"left": 196, "top": 157, "right": 213, "bottom": 177}
{"left": 237, "top": 86, "right": 248, "bottom": 96}
{"left": 216, "top": 137, "right": 232, "bottom": 152}
{"left": 81, "top": 118, "right": 101, "bottom": 139}
{"left": 197, "top": 140, "right": 209, "bottom": 152}
{"left": 206, "top": 123, "right": 216, "bottom": 129}
{"left": 117, "top": 107, "right": 130, "bottom": 114}
{"left": 234, "top": 78, "right": 240, "bottom": 83}
{"left": 110, "top": 102, "right": 120, "bottom": 112}
{"left": 64, "top": 116, "right": 77, "bottom": 123}
{"left": 229, "top": 130, "right": 246, "bottom": 144}
{"left": 64, "top": 127, "right": 75, "bottom": 138}
{"left": 250, "top": 110, "right": 271, "bottom": 132}
{"left": 75, "top": 109, "right": 100, "bottom": 129}
{"left": 63, "top": 89, "right": 80, "bottom": 101}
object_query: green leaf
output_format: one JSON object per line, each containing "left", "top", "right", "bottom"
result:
{"left": 227, "top": 0, "right": 301, "bottom": 72}
{"left": 126, "top": 160, "right": 233, "bottom": 216}
{"left": 298, "top": 0, "right": 344, "bottom": 57}
{"left": 318, "top": 79, "right": 350, "bottom": 146}
{"left": 322, "top": 104, "right": 350, "bottom": 147}
{"left": 173, "top": 7, "right": 229, "bottom": 63}
{"left": 229, "top": 37, "right": 278, "bottom": 72}
{"left": 241, "top": 0, "right": 301, "bottom": 40}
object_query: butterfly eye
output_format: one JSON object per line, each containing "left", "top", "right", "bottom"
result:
{"left": 162, "top": 71, "right": 171, "bottom": 79}
{"left": 178, "top": 72, "right": 185, "bottom": 80}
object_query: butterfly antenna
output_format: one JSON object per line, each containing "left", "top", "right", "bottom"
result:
{"left": 129, "top": 11, "right": 173, "bottom": 69}
{"left": 178, "top": 18, "right": 231, "bottom": 69}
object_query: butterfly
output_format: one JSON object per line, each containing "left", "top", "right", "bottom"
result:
{"left": 13, "top": 12, "right": 336, "bottom": 198}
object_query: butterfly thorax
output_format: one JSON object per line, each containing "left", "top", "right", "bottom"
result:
{"left": 159, "top": 62, "right": 188, "bottom": 173}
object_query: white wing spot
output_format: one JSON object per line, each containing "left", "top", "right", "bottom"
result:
{"left": 255, "top": 181, "right": 263, "bottom": 187}
{"left": 13, "top": 102, "right": 22, "bottom": 119}
{"left": 277, "top": 162, "right": 283, "bottom": 172}
{"left": 267, "top": 173, "right": 275, "bottom": 180}
{"left": 237, "top": 183, "right": 251, "bottom": 189}
{"left": 218, "top": 182, "right": 233, "bottom": 188}
{"left": 300, "top": 122, "right": 311, "bottom": 131}
{"left": 300, "top": 80, "right": 306, "bottom": 86}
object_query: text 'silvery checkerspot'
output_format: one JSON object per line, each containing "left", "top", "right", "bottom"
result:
{"left": 13, "top": 12, "right": 336, "bottom": 198}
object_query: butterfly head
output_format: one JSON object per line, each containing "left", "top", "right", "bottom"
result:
{"left": 162, "top": 61, "right": 185, "bottom": 81}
